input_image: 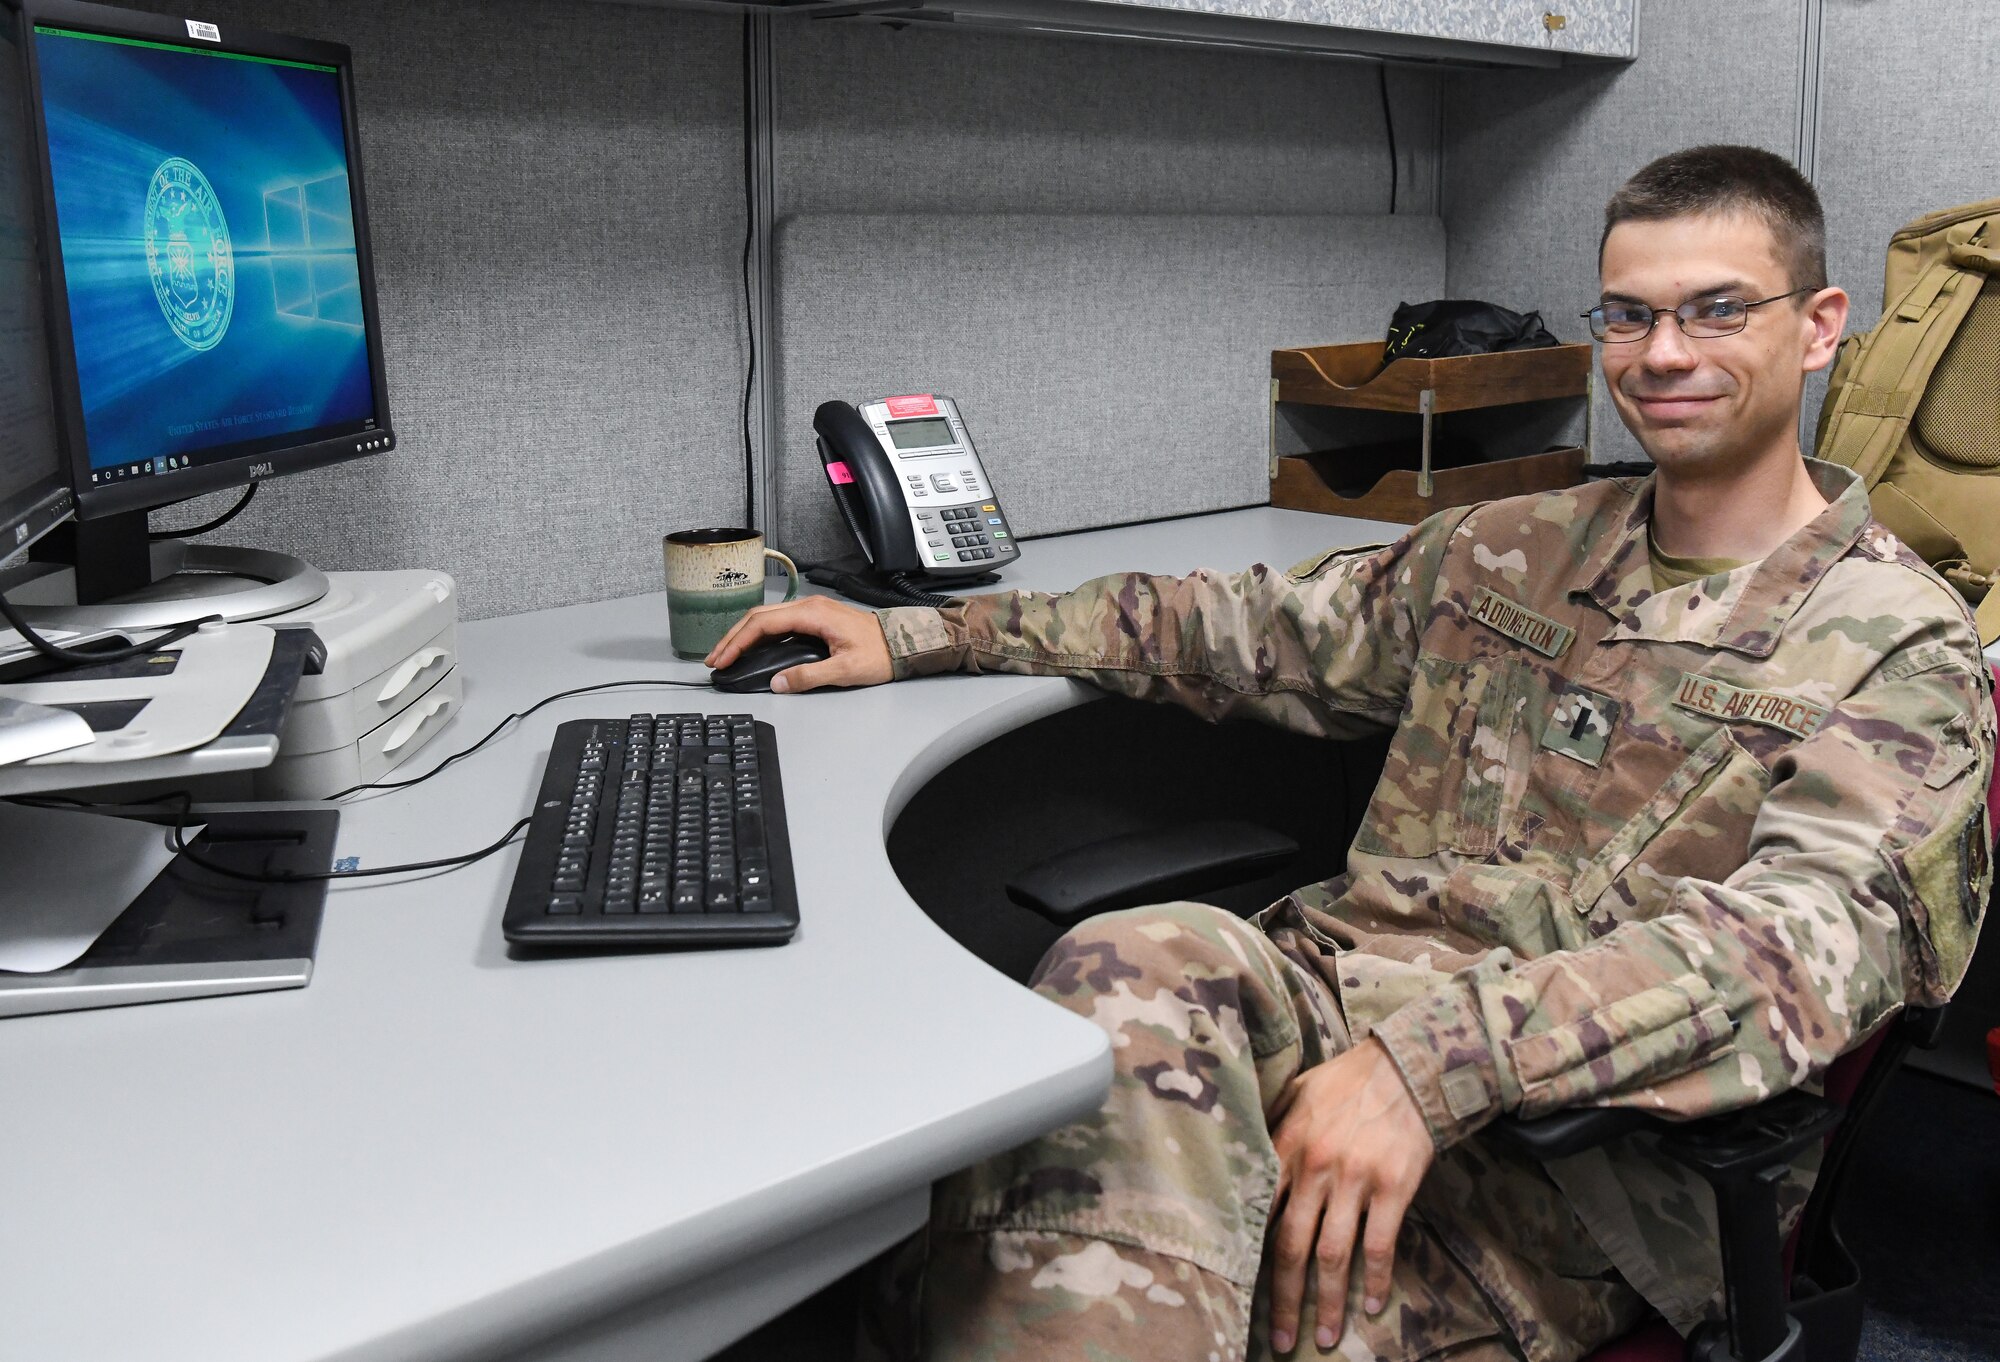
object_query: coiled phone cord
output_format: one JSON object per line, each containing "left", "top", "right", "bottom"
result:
{"left": 800, "top": 563, "right": 961, "bottom": 611}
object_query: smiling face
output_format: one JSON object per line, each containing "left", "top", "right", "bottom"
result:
{"left": 1597, "top": 210, "right": 1844, "bottom": 480}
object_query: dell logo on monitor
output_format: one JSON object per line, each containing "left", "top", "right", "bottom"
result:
{"left": 248, "top": 462, "right": 276, "bottom": 479}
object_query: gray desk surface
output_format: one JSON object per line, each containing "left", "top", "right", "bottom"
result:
{"left": 0, "top": 506, "right": 1395, "bottom": 1362}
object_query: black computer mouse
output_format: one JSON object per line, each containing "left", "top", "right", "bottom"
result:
{"left": 709, "top": 632, "right": 833, "bottom": 694}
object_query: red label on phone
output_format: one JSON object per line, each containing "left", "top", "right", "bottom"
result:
{"left": 885, "top": 394, "right": 938, "bottom": 418}
{"left": 826, "top": 461, "right": 855, "bottom": 485}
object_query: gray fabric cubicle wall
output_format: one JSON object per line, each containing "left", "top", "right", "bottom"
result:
{"left": 123, "top": 5, "right": 1434, "bottom": 618}
{"left": 770, "top": 212, "right": 1444, "bottom": 566}
{"left": 769, "top": 21, "right": 1442, "bottom": 564}
{"left": 774, "top": 21, "right": 1438, "bottom": 218}
{"left": 1814, "top": 1, "right": 2000, "bottom": 327}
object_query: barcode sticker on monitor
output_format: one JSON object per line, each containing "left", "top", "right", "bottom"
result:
{"left": 185, "top": 19, "right": 221, "bottom": 41}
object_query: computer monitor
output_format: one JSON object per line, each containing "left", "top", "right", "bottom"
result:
{"left": 14, "top": 0, "right": 393, "bottom": 621}
{"left": 0, "top": 0, "right": 70, "bottom": 562}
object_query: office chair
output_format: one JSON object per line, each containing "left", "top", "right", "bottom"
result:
{"left": 1003, "top": 673, "right": 1998, "bottom": 1362}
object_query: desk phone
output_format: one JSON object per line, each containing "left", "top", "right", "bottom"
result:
{"left": 813, "top": 395, "right": 1020, "bottom": 579}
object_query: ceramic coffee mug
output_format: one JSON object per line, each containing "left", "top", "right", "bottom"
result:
{"left": 663, "top": 528, "right": 799, "bottom": 660}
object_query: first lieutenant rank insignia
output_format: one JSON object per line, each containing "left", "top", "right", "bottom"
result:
{"left": 1468, "top": 587, "right": 1574, "bottom": 658}
{"left": 1542, "top": 687, "right": 1617, "bottom": 767}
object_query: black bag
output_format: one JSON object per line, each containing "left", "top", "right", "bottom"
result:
{"left": 1383, "top": 299, "right": 1560, "bottom": 362}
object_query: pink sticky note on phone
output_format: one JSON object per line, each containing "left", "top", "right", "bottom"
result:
{"left": 826, "top": 461, "right": 855, "bottom": 485}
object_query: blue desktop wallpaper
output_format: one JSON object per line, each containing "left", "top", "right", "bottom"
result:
{"left": 34, "top": 30, "right": 376, "bottom": 472}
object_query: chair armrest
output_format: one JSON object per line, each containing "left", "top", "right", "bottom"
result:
{"left": 1486, "top": 1106, "right": 1664, "bottom": 1160}
{"left": 1655, "top": 1090, "right": 1840, "bottom": 1180}
{"left": 1004, "top": 820, "right": 1299, "bottom": 927}
{"left": 1492, "top": 1091, "right": 1839, "bottom": 1362}
{"left": 1488, "top": 1089, "right": 1839, "bottom": 1170}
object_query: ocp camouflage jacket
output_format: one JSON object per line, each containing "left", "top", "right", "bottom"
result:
{"left": 878, "top": 459, "right": 1994, "bottom": 1340}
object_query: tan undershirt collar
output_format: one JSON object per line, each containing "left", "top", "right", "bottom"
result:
{"left": 1648, "top": 529, "right": 1755, "bottom": 594}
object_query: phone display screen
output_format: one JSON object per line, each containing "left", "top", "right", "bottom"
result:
{"left": 885, "top": 417, "right": 955, "bottom": 452}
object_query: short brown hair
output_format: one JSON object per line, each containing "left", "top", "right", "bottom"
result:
{"left": 1601, "top": 145, "right": 1827, "bottom": 292}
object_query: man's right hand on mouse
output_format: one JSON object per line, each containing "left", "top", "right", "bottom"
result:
{"left": 706, "top": 597, "right": 894, "bottom": 694}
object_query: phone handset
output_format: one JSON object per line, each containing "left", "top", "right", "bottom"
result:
{"left": 810, "top": 396, "right": 1020, "bottom": 609}
{"left": 813, "top": 400, "right": 920, "bottom": 572}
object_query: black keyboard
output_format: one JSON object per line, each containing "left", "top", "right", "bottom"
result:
{"left": 503, "top": 714, "right": 799, "bottom": 947}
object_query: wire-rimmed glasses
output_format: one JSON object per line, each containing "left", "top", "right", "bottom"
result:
{"left": 1580, "top": 288, "right": 1812, "bottom": 342}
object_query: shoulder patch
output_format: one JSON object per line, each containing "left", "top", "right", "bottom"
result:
{"left": 1673, "top": 672, "right": 1828, "bottom": 738}
{"left": 1468, "top": 586, "right": 1573, "bottom": 658}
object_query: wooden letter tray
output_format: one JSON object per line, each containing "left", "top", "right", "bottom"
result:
{"left": 1269, "top": 341, "right": 1595, "bottom": 524}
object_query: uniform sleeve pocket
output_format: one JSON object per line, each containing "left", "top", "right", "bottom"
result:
{"left": 1285, "top": 543, "right": 1389, "bottom": 583}
{"left": 1354, "top": 655, "right": 1525, "bottom": 859}
{"left": 1924, "top": 724, "right": 1978, "bottom": 790}
{"left": 1504, "top": 973, "right": 1735, "bottom": 1118}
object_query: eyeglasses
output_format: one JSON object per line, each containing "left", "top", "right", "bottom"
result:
{"left": 1580, "top": 288, "right": 1812, "bottom": 343}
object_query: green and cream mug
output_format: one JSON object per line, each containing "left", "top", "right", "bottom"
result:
{"left": 663, "top": 528, "right": 799, "bottom": 661}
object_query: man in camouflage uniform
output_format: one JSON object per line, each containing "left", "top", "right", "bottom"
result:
{"left": 711, "top": 146, "right": 1995, "bottom": 1362}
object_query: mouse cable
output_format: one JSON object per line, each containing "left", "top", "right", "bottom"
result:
{"left": 9, "top": 668, "right": 728, "bottom": 820}
{"left": 5, "top": 790, "right": 533, "bottom": 885}
{"left": 0, "top": 584, "right": 221, "bottom": 668}
{"left": 324, "top": 675, "right": 719, "bottom": 801}
{"left": 9, "top": 677, "right": 731, "bottom": 879}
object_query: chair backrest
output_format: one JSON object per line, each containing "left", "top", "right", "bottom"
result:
{"left": 1988, "top": 663, "right": 1999, "bottom": 837}
{"left": 1818, "top": 1031, "right": 1889, "bottom": 1114}
{"left": 1781, "top": 1031, "right": 1890, "bottom": 1285}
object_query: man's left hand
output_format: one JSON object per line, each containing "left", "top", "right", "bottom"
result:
{"left": 1267, "top": 1037, "right": 1436, "bottom": 1355}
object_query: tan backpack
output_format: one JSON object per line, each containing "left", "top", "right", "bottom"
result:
{"left": 1816, "top": 199, "right": 2000, "bottom": 646}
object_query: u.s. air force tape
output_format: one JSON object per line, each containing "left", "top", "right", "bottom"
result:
{"left": 1673, "top": 673, "right": 1828, "bottom": 738}
{"left": 1468, "top": 587, "right": 1574, "bottom": 658}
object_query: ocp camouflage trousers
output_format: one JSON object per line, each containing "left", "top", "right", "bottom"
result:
{"left": 877, "top": 901, "right": 1645, "bottom": 1362}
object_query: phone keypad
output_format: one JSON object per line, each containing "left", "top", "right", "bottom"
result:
{"left": 933, "top": 504, "right": 1009, "bottom": 561}
{"left": 910, "top": 504, "right": 1013, "bottom": 566}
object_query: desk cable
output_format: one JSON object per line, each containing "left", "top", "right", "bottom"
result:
{"left": 149, "top": 482, "right": 257, "bottom": 541}
{"left": 6, "top": 677, "right": 725, "bottom": 885}
{"left": 6, "top": 788, "right": 538, "bottom": 885}
{"left": 0, "top": 486, "right": 257, "bottom": 665}
{"left": 325, "top": 676, "right": 719, "bottom": 800}
{"left": 0, "top": 583, "right": 221, "bottom": 668}
{"left": 1378, "top": 63, "right": 1397, "bottom": 214}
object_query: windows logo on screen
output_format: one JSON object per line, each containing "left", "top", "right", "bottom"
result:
{"left": 144, "top": 157, "right": 235, "bottom": 352}
{"left": 264, "top": 173, "right": 361, "bottom": 327}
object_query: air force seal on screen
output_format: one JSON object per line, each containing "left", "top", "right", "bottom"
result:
{"left": 144, "top": 157, "right": 234, "bottom": 352}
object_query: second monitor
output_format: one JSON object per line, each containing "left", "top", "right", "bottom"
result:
{"left": 15, "top": 0, "right": 394, "bottom": 621}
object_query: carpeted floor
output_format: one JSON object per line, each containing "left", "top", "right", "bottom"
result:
{"left": 1844, "top": 1069, "right": 2000, "bottom": 1362}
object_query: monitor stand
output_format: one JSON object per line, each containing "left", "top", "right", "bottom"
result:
{"left": 5, "top": 507, "right": 329, "bottom": 631}
{"left": 0, "top": 805, "right": 338, "bottom": 1018}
